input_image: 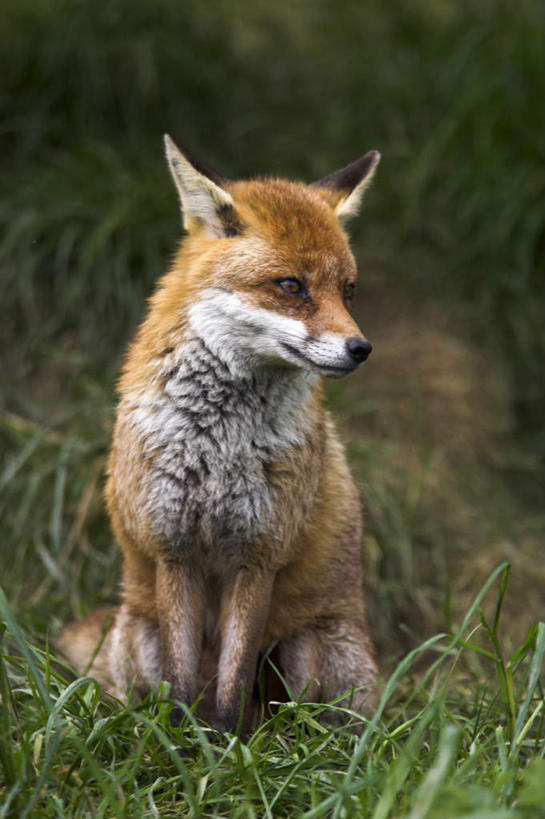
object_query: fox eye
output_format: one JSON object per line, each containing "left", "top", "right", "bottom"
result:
{"left": 344, "top": 282, "right": 356, "bottom": 304}
{"left": 276, "top": 278, "right": 303, "bottom": 295}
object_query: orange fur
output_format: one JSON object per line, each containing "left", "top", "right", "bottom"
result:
{"left": 59, "top": 138, "right": 380, "bottom": 733}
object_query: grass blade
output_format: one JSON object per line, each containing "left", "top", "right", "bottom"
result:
{"left": 0, "top": 586, "right": 53, "bottom": 714}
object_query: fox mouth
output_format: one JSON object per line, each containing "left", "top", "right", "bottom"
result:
{"left": 280, "top": 342, "right": 356, "bottom": 376}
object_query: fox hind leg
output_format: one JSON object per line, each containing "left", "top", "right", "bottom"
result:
{"left": 107, "top": 605, "right": 162, "bottom": 700}
{"left": 58, "top": 606, "right": 162, "bottom": 702}
{"left": 277, "top": 617, "right": 378, "bottom": 719}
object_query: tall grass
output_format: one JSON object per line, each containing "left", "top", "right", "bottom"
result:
{"left": 0, "top": 566, "right": 543, "bottom": 817}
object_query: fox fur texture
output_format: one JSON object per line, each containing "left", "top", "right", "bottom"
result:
{"left": 59, "top": 136, "right": 381, "bottom": 734}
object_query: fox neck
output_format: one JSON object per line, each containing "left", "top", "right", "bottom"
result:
{"left": 161, "top": 332, "right": 318, "bottom": 449}
{"left": 126, "top": 332, "right": 321, "bottom": 562}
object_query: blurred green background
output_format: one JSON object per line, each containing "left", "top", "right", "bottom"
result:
{"left": 1, "top": 0, "right": 543, "bottom": 659}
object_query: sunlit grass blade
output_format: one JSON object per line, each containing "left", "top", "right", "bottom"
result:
{"left": 407, "top": 725, "right": 459, "bottom": 819}
{"left": 513, "top": 621, "right": 545, "bottom": 755}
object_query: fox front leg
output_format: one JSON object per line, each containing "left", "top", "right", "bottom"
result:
{"left": 156, "top": 559, "right": 205, "bottom": 727}
{"left": 216, "top": 566, "right": 275, "bottom": 734}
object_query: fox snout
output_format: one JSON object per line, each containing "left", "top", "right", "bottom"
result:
{"left": 296, "top": 329, "right": 372, "bottom": 377}
{"left": 346, "top": 336, "right": 372, "bottom": 364}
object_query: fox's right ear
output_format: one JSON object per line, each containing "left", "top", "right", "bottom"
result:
{"left": 164, "top": 135, "right": 241, "bottom": 238}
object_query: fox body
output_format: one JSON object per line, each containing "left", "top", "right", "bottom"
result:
{"left": 59, "top": 137, "right": 380, "bottom": 732}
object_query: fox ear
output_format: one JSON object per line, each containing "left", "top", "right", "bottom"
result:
{"left": 164, "top": 135, "right": 241, "bottom": 238}
{"left": 311, "top": 151, "right": 380, "bottom": 223}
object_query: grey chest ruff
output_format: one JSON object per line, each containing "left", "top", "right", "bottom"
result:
{"left": 134, "top": 338, "right": 311, "bottom": 561}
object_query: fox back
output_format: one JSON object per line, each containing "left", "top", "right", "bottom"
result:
{"left": 59, "top": 137, "right": 380, "bottom": 734}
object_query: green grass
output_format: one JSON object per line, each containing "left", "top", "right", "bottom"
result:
{"left": 1, "top": 566, "right": 544, "bottom": 817}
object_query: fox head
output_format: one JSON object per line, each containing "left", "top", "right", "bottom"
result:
{"left": 164, "top": 135, "right": 380, "bottom": 379}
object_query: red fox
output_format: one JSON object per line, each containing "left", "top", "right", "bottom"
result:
{"left": 59, "top": 136, "right": 380, "bottom": 733}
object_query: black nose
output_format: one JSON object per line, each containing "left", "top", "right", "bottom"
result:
{"left": 346, "top": 337, "right": 372, "bottom": 363}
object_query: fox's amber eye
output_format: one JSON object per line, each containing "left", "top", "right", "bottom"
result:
{"left": 276, "top": 278, "right": 303, "bottom": 295}
{"left": 344, "top": 282, "right": 356, "bottom": 304}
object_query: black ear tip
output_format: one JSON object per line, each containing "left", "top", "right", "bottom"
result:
{"left": 359, "top": 151, "right": 380, "bottom": 174}
{"left": 311, "top": 149, "right": 381, "bottom": 192}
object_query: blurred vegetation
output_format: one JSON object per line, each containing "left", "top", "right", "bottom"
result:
{"left": 0, "top": 0, "right": 543, "bottom": 652}
{"left": 2, "top": 0, "right": 544, "bottom": 416}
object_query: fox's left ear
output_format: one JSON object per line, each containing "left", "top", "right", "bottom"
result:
{"left": 311, "top": 151, "right": 380, "bottom": 223}
{"left": 164, "top": 135, "right": 241, "bottom": 238}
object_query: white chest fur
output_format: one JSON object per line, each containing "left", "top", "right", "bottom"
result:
{"left": 125, "top": 336, "right": 315, "bottom": 566}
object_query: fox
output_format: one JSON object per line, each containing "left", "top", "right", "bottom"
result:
{"left": 59, "top": 135, "right": 381, "bottom": 734}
